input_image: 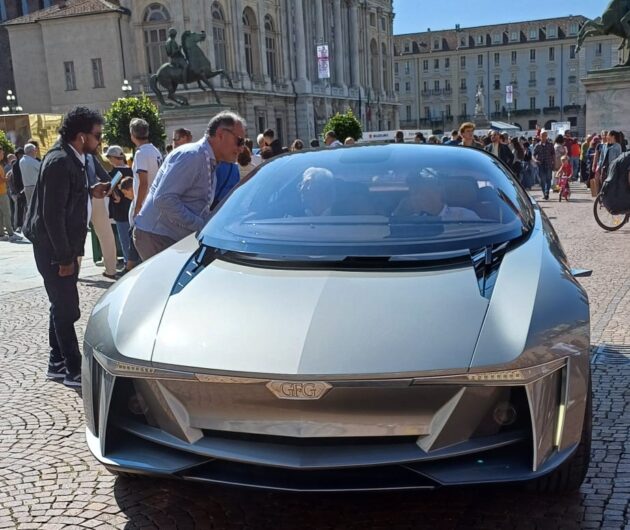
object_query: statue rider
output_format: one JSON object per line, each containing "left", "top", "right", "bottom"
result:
{"left": 165, "top": 28, "right": 189, "bottom": 87}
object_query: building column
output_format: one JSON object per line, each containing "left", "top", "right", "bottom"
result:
{"left": 314, "top": 0, "right": 324, "bottom": 44}
{"left": 333, "top": 0, "right": 345, "bottom": 89}
{"left": 294, "top": 0, "right": 307, "bottom": 83}
{"left": 256, "top": 0, "right": 269, "bottom": 84}
{"left": 349, "top": 0, "right": 360, "bottom": 87}
{"left": 232, "top": 0, "right": 248, "bottom": 87}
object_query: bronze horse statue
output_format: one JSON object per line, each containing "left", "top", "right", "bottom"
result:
{"left": 576, "top": 0, "right": 630, "bottom": 66}
{"left": 150, "top": 30, "right": 233, "bottom": 106}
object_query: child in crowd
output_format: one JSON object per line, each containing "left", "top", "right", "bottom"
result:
{"left": 119, "top": 176, "right": 134, "bottom": 201}
{"left": 557, "top": 155, "right": 572, "bottom": 202}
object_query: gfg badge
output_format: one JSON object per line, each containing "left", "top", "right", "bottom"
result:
{"left": 266, "top": 381, "right": 332, "bottom": 400}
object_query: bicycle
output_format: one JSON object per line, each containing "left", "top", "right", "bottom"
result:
{"left": 593, "top": 192, "right": 630, "bottom": 231}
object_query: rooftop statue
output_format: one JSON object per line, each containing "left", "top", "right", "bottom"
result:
{"left": 150, "top": 29, "right": 233, "bottom": 106}
{"left": 576, "top": 0, "right": 630, "bottom": 66}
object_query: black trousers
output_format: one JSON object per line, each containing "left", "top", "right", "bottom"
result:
{"left": 32, "top": 243, "right": 82, "bottom": 375}
{"left": 12, "top": 194, "right": 25, "bottom": 230}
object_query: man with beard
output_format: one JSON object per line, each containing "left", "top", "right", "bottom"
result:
{"left": 23, "top": 107, "right": 110, "bottom": 388}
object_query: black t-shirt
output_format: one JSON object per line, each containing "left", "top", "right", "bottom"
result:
{"left": 108, "top": 167, "right": 133, "bottom": 222}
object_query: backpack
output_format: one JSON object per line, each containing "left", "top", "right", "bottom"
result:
{"left": 601, "top": 151, "right": 630, "bottom": 215}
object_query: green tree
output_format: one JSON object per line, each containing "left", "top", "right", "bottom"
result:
{"left": 0, "top": 130, "right": 15, "bottom": 155}
{"left": 103, "top": 95, "right": 166, "bottom": 151}
{"left": 323, "top": 108, "right": 362, "bottom": 143}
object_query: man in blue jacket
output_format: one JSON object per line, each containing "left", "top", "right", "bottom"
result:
{"left": 133, "top": 110, "right": 246, "bottom": 260}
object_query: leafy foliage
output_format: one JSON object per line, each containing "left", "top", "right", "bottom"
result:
{"left": 0, "top": 129, "right": 15, "bottom": 155}
{"left": 323, "top": 108, "right": 362, "bottom": 142}
{"left": 103, "top": 96, "right": 166, "bottom": 150}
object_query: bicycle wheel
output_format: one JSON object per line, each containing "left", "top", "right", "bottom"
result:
{"left": 593, "top": 195, "right": 630, "bottom": 231}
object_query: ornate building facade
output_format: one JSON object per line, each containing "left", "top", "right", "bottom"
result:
{"left": 3, "top": 0, "right": 398, "bottom": 143}
{"left": 393, "top": 17, "right": 622, "bottom": 136}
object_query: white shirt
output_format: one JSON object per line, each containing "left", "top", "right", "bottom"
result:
{"left": 130, "top": 142, "right": 163, "bottom": 225}
{"left": 19, "top": 154, "right": 41, "bottom": 187}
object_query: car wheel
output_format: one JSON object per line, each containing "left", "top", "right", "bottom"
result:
{"left": 528, "top": 378, "right": 592, "bottom": 494}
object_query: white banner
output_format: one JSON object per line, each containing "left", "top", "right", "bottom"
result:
{"left": 505, "top": 85, "right": 513, "bottom": 104}
{"left": 317, "top": 44, "right": 330, "bottom": 79}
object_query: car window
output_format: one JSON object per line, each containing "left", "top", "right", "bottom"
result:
{"left": 200, "top": 145, "right": 534, "bottom": 259}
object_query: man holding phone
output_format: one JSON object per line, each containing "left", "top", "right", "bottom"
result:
{"left": 23, "top": 107, "right": 110, "bottom": 388}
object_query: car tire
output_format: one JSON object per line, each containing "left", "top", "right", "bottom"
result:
{"left": 528, "top": 378, "right": 592, "bottom": 494}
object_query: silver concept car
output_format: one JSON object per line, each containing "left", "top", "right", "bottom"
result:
{"left": 83, "top": 144, "right": 591, "bottom": 493}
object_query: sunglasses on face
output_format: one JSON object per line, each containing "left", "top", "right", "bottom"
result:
{"left": 221, "top": 128, "right": 245, "bottom": 147}
{"left": 88, "top": 132, "right": 102, "bottom": 142}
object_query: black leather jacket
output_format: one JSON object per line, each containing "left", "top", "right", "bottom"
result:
{"left": 23, "top": 141, "right": 89, "bottom": 265}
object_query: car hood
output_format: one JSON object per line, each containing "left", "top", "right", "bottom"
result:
{"left": 151, "top": 259, "right": 490, "bottom": 376}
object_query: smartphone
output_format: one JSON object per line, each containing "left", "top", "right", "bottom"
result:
{"left": 106, "top": 171, "right": 123, "bottom": 196}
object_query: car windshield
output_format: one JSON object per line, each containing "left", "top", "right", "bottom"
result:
{"left": 200, "top": 144, "right": 534, "bottom": 259}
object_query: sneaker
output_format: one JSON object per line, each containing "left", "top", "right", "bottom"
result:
{"left": 63, "top": 372, "right": 82, "bottom": 388}
{"left": 8, "top": 233, "right": 22, "bottom": 242}
{"left": 46, "top": 361, "right": 66, "bottom": 380}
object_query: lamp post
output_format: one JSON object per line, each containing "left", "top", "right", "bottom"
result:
{"left": 121, "top": 79, "right": 133, "bottom": 97}
{"left": 1, "top": 90, "right": 23, "bottom": 114}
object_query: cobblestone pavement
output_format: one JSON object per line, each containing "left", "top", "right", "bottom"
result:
{"left": 1, "top": 185, "right": 629, "bottom": 529}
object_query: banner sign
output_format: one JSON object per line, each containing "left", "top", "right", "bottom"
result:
{"left": 317, "top": 44, "right": 330, "bottom": 79}
{"left": 505, "top": 85, "right": 513, "bottom": 104}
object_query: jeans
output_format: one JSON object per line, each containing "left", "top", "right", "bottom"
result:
{"left": 115, "top": 221, "right": 131, "bottom": 264}
{"left": 539, "top": 166, "right": 553, "bottom": 196}
{"left": 32, "top": 243, "right": 82, "bottom": 375}
{"left": 570, "top": 156, "right": 580, "bottom": 180}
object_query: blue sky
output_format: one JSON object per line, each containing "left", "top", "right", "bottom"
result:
{"left": 393, "top": 0, "right": 610, "bottom": 34}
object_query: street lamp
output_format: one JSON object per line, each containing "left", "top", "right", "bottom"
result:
{"left": 1, "top": 89, "right": 23, "bottom": 114}
{"left": 121, "top": 79, "right": 133, "bottom": 96}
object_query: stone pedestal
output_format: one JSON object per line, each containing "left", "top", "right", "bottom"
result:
{"left": 472, "top": 113, "right": 491, "bottom": 129}
{"left": 160, "top": 104, "right": 229, "bottom": 141}
{"left": 583, "top": 67, "right": 630, "bottom": 134}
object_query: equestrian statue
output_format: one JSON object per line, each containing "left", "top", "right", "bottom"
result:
{"left": 150, "top": 28, "right": 233, "bottom": 107}
{"left": 576, "top": 0, "right": 630, "bottom": 67}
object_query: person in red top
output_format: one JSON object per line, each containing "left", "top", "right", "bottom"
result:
{"left": 565, "top": 131, "right": 581, "bottom": 180}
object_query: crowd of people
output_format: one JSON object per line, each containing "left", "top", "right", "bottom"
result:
{"left": 1, "top": 102, "right": 627, "bottom": 389}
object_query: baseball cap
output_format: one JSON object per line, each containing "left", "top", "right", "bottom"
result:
{"left": 105, "top": 145, "right": 125, "bottom": 158}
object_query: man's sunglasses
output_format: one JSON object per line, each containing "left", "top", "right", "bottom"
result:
{"left": 88, "top": 132, "right": 102, "bottom": 142}
{"left": 222, "top": 128, "right": 245, "bottom": 147}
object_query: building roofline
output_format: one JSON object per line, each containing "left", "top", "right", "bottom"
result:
{"left": 2, "top": 0, "right": 129, "bottom": 27}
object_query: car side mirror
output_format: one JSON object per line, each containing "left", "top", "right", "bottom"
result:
{"left": 570, "top": 268, "right": 592, "bottom": 278}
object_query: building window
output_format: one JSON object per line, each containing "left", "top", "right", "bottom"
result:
{"left": 494, "top": 100, "right": 500, "bottom": 112}
{"left": 569, "top": 23, "right": 579, "bottom": 35}
{"left": 406, "top": 105, "right": 412, "bottom": 121}
{"left": 64, "top": 61, "right": 76, "bottom": 91}
{"left": 547, "top": 25, "right": 556, "bottom": 38}
{"left": 423, "top": 81, "right": 429, "bottom": 92}
{"left": 493, "top": 75, "right": 500, "bottom": 90}
{"left": 460, "top": 56, "right": 466, "bottom": 69}
{"left": 477, "top": 34, "right": 484, "bottom": 45}
{"left": 445, "top": 104, "right": 451, "bottom": 117}
{"left": 394, "top": 63, "right": 399, "bottom": 75}
{"left": 433, "top": 39, "right": 440, "bottom": 50}
{"left": 547, "top": 77, "right": 556, "bottom": 86}
{"left": 493, "top": 33, "right": 501, "bottom": 44}
{"left": 405, "top": 81, "right": 411, "bottom": 92}
{"left": 264, "top": 14, "right": 278, "bottom": 82}
{"left": 460, "top": 78, "right": 466, "bottom": 89}
{"left": 424, "top": 106, "right": 430, "bottom": 118}
{"left": 549, "top": 47, "right": 555, "bottom": 61}
{"left": 595, "top": 43, "right": 602, "bottom": 57}
{"left": 445, "top": 58, "right": 450, "bottom": 69}
{"left": 423, "top": 59, "right": 429, "bottom": 72}
{"left": 570, "top": 45, "right": 577, "bottom": 59}
{"left": 405, "top": 61, "right": 410, "bottom": 74}
{"left": 461, "top": 102, "right": 467, "bottom": 116}
{"left": 370, "top": 39, "right": 379, "bottom": 89}
{"left": 445, "top": 79, "right": 451, "bottom": 91}
{"left": 404, "top": 41, "right": 410, "bottom": 53}
{"left": 434, "top": 58, "right": 439, "bottom": 69}
{"left": 211, "top": 2, "right": 228, "bottom": 71}
{"left": 381, "top": 16, "right": 386, "bottom": 31}
{"left": 530, "top": 49, "right": 536, "bottom": 62}
{"left": 494, "top": 52, "right": 500, "bottom": 66}
{"left": 143, "top": 3, "right": 171, "bottom": 75}
{"left": 243, "top": 8, "right": 260, "bottom": 79}
{"left": 529, "top": 28, "right": 538, "bottom": 40}
{"left": 568, "top": 75, "right": 577, "bottom": 84}
{"left": 395, "top": 82, "right": 399, "bottom": 92}
{"left": 91, "top": 58, "right": 104, "bottom": 88}
{"left": 460, "top": 35, "right": 468, "bottom": 48}
{"left": 369, "top": 12, "right": 376, "bottom": 26}
{"left": 530, "top": 96, "right": 536, "bottom": 109}
{"left": 477, "top": 54, "right": 483, "bottom": 67}
{"left": 549, "top": 95, "right": 555, "bottom": 107}
{"left": 434, "top": 80, "right": 440, "bottom": 91}
{"left": 510, "top": 31, "right": 519, "bottom": 42}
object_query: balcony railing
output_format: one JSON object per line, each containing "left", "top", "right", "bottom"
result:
{"left": 563, "top": 104, "right": 582, "bottom": 113}
{"left": 421, "top": 90, "right": 431, "bottom": 97}
{"left": 543, "top": 106, "right": 561, "bottom": 115}
{"left": 528, "top": 80, "right": 537, "bottom": 87}
{"left": 444, "top": 88, "right": 452, "bottom": 96}
{"left": 459, "top": 86, "right": 467, "bottom": 93}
